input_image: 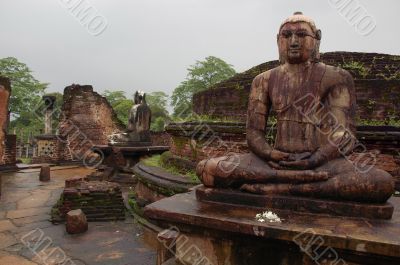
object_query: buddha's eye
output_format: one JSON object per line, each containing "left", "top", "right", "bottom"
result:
{"left": 296, "top": 32, "right": 308, "bottom": 38}
{"left": 281, "top": 31, "right": 292, "bottom": 38}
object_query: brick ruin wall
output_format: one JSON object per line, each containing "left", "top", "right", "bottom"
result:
{"left": 0, "top": 77, "right": 11, "bottom": 166}
{"left": 58, "top": 85, "right": 125, "bottom": 162}
{"left": 150, "top": 131, "right": 171, "bottom": 146}
{"left": 193, "top": 52, "right": 400, "bottom": 122}
{"left": 4, "top": 135, "right": 16, "bottom": 165}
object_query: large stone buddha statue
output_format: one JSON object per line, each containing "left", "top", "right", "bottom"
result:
{"left": 196, "top": 12, "right": 394, "bottom": 204}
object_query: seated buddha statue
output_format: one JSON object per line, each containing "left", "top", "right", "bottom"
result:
{"left": 196, "top": 12, "right": 394, "bottom": 204}
{"left": 108, "top": 91, "right": 152, "bottom": 145}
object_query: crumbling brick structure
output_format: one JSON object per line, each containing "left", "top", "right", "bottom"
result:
{"left": 0, "top": 77, "right": 11, "bottom": 167}
{"left": 57, "top": 85, "right": 124, "bottom": 163}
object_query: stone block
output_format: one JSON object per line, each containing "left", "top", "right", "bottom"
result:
{"left": 66, "top": 209, "right": 88, "bottom": 234}
{"left": 39, "top": 165, "right": 51, "bottom": 181}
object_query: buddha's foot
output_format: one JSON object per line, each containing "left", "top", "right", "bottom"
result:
{"left": 240, "top": 183, "right": 292, "bottom": 195}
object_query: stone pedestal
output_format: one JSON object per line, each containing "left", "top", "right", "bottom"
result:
{"left": 145, "top": 191, "right": 400, "bottom": 265}
{"left": 91, "top": 145, "right": 169, "bottom": 185}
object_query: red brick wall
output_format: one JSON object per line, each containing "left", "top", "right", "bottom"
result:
{"left": 58, "top": 85, "right": 125, "bottom": 161}
{"left": 150, "top": 131, "right": 171, "bottom": 146}
{"left": 0, "top": 77, "right": 11, "bottom": 166}
{"left": 4, "top": 135, "right": 16, "bottom": 165}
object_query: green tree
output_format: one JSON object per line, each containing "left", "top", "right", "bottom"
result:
{"left": 0, "top": 57, "right": 48, "bottom": 138}
{"left": 0, "top": 57, "right": 47, "bottom": 117}
{"left": 103, "top": 90, "right": 127, "bottom": 106}
{"left": 102, "top": 90, "right": 132, "bottom": 126}
{"left": 147, "top": 91, "right": 170, "bottom": 132}
{"left": 171, "top": 56, "right": 236, "bottom": 117}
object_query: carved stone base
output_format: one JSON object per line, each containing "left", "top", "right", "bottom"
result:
{"left": 145, "top": 192, "right": 400, "bottom": 265}
{"left": 196, "top": 186, "right": 394, "bottom": 220}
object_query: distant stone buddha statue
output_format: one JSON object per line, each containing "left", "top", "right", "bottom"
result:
{"left": 196, "top": 12, "right": 394, "bottom": 203}
{"left": 109, "top": 91, "right": 152, "bottom": 146}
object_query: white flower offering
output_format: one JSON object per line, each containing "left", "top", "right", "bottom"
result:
{"left": 255, "top": 210, "right": 282, "bottom": 223}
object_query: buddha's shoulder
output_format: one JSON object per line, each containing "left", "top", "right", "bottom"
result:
{"left": 253, "top": 65, "right": 283, "bottom": 82}
{"left": 321, "top": 63, "right": 353, "bottom": 82}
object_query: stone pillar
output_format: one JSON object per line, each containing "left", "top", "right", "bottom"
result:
{"left": 39, "top": 165, "right": 51, "bottom": 181}
{"left": 42, "top": 95, "right": 56, "bottom": 135}
{"left": 0, "top": 77, "right": 11, "bottom": 165}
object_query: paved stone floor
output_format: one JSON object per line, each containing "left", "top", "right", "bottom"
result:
{"left": 0, "top": 167, "right": 156, "bottom": 265}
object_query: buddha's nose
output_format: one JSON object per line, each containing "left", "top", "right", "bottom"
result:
{"left": 289, "top": 35, "right": 300, "bottom": 47}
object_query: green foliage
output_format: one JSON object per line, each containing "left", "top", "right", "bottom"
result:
{"left": 0, "top": 57, "right": 48, "bottom": 116}
{"left": 102, "top": 90, "right": 132, "bottom": 126}
{"left": 142, "top": 154, "right": 199, "bottom": 183}
{"left": 171, "top": 56, "right": 236, "bottom": 117}
{"left": 147, "top": 91, "right": 170, "bottom": 131}
{"left": 0, "top": 57, "right": 49, "bottom": 138}
{"left": 341, "top": 61, "right": 370, "bottom": 78}
{"left": 172, "top": 114, "right": 240, "bottom": 123}
{"left": 151, "top": 116, "right": 165, "bottom": 132}
{"left": 357, "top": 118, "right": 400, "bottom": 126}
{"left": 103, "top": 90, "right": 127, "bottom": 106}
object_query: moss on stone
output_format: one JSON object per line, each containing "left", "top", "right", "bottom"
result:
{"left": 341, "top": 61, "right": 370, "bottom": 78}
{"left": 142, "top": 153, "right": 200, "bottom": 184}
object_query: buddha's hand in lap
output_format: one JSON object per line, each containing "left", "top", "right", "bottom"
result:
{"left": 267, "top": 151, "right": 312, "bottom": 169}
{"left": 269, "top": 150, "right": 291, "bottom": 161}
{"left": 279, "top": 151, "right": 327, "bottom": 170}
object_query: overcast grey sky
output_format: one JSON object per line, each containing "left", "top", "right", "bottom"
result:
{"left": 1, "top": 0, "right": 399, "bottom": 101}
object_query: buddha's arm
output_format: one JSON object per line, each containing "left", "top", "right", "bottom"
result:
{"left": 246, "top": 73, "right": 289, "bottom": 162}
{"left": 318, "top": 70, "right": 357, "bottom": 161}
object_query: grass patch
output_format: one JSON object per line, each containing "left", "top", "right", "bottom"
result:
{"left": 19, "top": 157, "right": 32, "bottom": 164}
{"left": 172, "top": 114, "right": 240, "bottom": 123}
{"left": 358, "top": 118, "right": 400, "bottom": 127}
{"left": 142, "top": 154, "right": 200, "bottom": 184}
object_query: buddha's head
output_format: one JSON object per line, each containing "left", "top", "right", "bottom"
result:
{"left": 277, "top": 12, "right": 321, "bottom": 64}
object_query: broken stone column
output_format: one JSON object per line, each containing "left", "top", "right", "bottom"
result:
{"left": 0, "top": 77, "right": 11, "bottom": 166}
{"left": 66, "top": 209, "right": 88, "bottom": 234}
{"left": 39, "top": 165, "right": 51, "bottom": 181}
{"left": 42, "top": 95, "right": 56, "bottom": 134}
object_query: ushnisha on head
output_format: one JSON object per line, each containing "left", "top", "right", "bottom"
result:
{"left": 277, "top": 12, "right": 321, "bottom": 64}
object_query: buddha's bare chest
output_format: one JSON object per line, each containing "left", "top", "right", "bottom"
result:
{"left": 269, "top": 71, "right": 326, "bottom": 114}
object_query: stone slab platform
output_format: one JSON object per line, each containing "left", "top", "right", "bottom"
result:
{"left": 145, "top": 191, "right": 400, "bottom": 262}
{"left": 196, "top": 186, "right": 394, "bottom": 220}
{"left": 93, "top": 145, "right": 169, "bottom": 155}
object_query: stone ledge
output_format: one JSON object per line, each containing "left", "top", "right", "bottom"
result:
{"left": 196, "top": 186, "right": 394, "bottom": 220}
{"left": 145, "top": 191, "right": 400, "bottom": 260}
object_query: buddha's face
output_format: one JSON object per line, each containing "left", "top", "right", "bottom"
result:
{"left": 277, "top": 22, "right": 317, "bottom": 64}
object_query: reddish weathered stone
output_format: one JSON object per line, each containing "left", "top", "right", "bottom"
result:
{"left": 65, "top": 176, "right": 86, "bottom": 188}
{"left": 39, "top": 165, "right": 50, "bottom": 182}
{"left": 0, "top": 77, "right": 11, "bottom": 166}
{"left": 66, "top": 209, "right": 88, "bottom": 234}
{"left": 54, "top": 180, "right": 125, "bottom": 222}
{"left": 58, "top": 85, "right": 124, "bottom": 162}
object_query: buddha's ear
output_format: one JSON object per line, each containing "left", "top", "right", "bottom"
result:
{"left": 315, "top": 29, "right": 322, "bottom": 40}
{"left": 276, "top": 34, "right": 280, "bottom": 43}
